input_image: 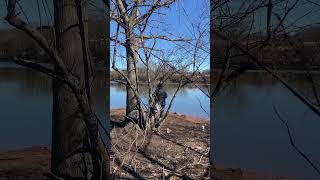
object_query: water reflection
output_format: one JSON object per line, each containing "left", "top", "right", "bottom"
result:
{"left": 0, "top": 67, "right": 110, "bottom": 149}
{"left": 0, "top": 66, "right": 209, "bottom": 149}
{"left": 211, "top": 72, "right": 320, "bottom": 180}
{"left": 5, "top": 66, "right": 318, "bottom": 179}
{"left": 110, "top": 82, "right": 210, "bottom": 118}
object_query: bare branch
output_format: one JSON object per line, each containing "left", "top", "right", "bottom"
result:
{"left": 141, "top": 35, "right": 192, "bottom": 42}
{"left": 136, "top": 0, "right": 176, "bottom": 25}
{"left": 274, "top": 106, "right": 320, "bottom": 176}
{"left": 5, "top": 0, "right": 68, "bottom": 75}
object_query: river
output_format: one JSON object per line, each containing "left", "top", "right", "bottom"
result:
{"left": 211, "top": 71, "right": 320, "bottom": 180}
{"left": 0, "top": 65, "right": 209, "bottom": 148}
{"left": 1, "top": 64, "right": 319, "bottom": 179}
{"left": 110, "top": 82, "right": 210, "bottom": 118}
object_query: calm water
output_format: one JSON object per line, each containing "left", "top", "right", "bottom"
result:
{"left": 0, "top": 67, "right": 109, "bottom": 149}
{"left": 0, "top": 65, "right": 209, "bottom": 148}
{"left": 110, "top": 83, "right": 210, "bottom": 118}
{"left": 1, "top": 65, "right": 320, "bottom": 180}
{"left": 211, "top": 72, "right": 320, "bottom": 180}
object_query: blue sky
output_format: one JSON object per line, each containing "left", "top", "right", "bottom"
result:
{"left": 110, "top": 0, "right": 210, "bottom": 71}
{"left": 0, "top": 0, "right": 210, "bottom": 71}
{"left": 2, "top": 0, "right": 320, "bottom": 70}
{"left": 1, "top": 0, "right": 320, "bottom": 30}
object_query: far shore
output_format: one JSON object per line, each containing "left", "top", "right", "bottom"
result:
{"left": 212, "top": 68, "right": 320, "bottom": 74}
{"left": 110, "top": 80, "right": 210, "bottom": 86}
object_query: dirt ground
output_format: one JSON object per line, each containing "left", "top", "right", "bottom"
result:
{"left": 211, "top": 166, "right": 291, "bottom": 180}
{"left": 0, "top": 146, "right": 51, "bottom": 180}
{"left": 0, "top": 109, "right": 291, "bottom": 180}
{"left": 110, "top": 108, "right": 210, "bottom": 179}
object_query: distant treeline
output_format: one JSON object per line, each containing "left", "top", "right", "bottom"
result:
{"left": 0, "top": 16, "right": 108, "bottom": 65}
{"left": 212, "top": 25, "right": 320, "bottom": 71}
{"left": 110, "top": 68, "right": 210, "bottom": 84}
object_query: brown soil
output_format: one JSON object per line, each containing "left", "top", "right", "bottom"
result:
{"left": 211, "top": 166, "right": 291, "bottom": 180}
{"left": 110, "top": 108, "right": 210, "bottom": 179}
{"left": 0, "top": 146, "right": 50, "bottom": 180}
{"left": 0, "top": 109, "right": 292, "bottom": 180}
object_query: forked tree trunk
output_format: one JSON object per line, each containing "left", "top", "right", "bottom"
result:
{"left": 51, "top": 0, "right": 93, "bottom": 178}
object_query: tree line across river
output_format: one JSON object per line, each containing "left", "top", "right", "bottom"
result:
{"left": 110, "top": 68, "right": 210, "bottom": 84}
{"left": 0, "top": 14, "right": 108, "bottom": 65}
{"left": 212, "top": 25, "right": 320, "bottom": 71}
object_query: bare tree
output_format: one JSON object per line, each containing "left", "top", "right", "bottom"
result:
{"left": 109, "top": 0, "right": 210, "bottom": 178}
{"left": 4, "top": 0, "right": 110, "bottom": 179}
{"left": 210, "top": 0, "right": 320, "bottom": 178}
{"left": 110, "top": 0, "right": 210, "bottom": 130}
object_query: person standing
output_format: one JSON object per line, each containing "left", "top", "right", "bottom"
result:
{"left": 154, "top": 83, "right": 167, "bottom": 127}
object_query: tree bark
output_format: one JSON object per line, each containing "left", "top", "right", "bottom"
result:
{"left": 125, "top": 29, "right": 139, "bottom": 122}
{"left": 5, "top": 0, "right": 109, "bottom": 178}
{"left": 51, "top": 0, "right": 93, "bottom": 178}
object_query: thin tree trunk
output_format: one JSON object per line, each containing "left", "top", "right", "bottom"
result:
{"left": 125, "top": 30, "right": 139, "bottom": 122}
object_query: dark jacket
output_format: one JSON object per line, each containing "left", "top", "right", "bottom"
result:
{"left": 155, "top": 87, "right": 167, "bottom": 107}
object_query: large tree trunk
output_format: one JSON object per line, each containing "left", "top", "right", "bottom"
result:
{"left": 125, "top": 29, "right": 139, "bottom": 122}
{"left": 4, "top": 0, "right": 109, "bottom": 178}
{"left": 51, "top": 0, "right": 93, "bottom": 178}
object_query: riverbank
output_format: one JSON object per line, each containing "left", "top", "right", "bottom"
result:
{"left": 0, "top": 109, "right": 291, "bottom": 180}
{"left": 110, "top": 108, "right": 210, "bottom": 179}
{"left": 0, "top": 147, "right": 291, "bottom": 180}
